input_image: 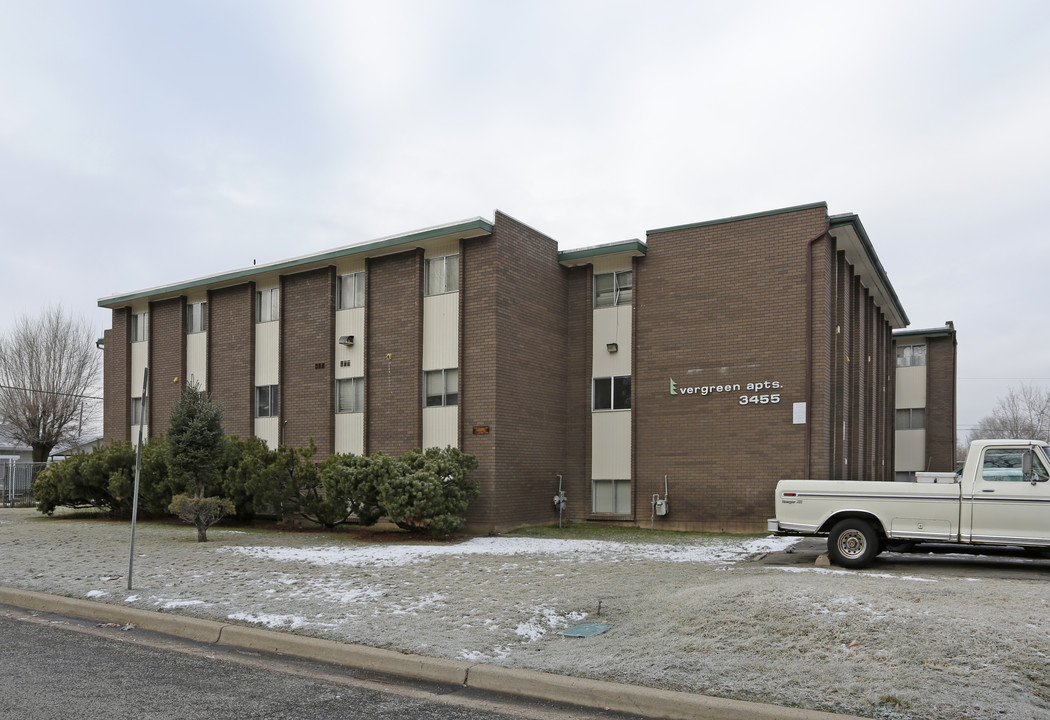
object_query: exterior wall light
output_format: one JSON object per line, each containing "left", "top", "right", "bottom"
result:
{"left": 607, "top": 343, "right": 618, "bottom": 353}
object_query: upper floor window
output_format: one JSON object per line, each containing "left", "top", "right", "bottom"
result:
{"left": 895, "top": 408, "right": 925, "bottom": 431}
{"left": 256, "top": 288, "right": 279, "bottom": 323}
{"left": 424, "top": 368, "right": 458, "bottom": 407}
{"left": 338, "top": 272, "right": 365, "bottom": 309}
{"left": 594, "top": 271, "right": 632, "bottom": 308}
{"left": 896, "top": 344, "right": 926, "bottom": 367}
{"left": 593, "top": 375, "right": 631, "bottom": 411}
{"left": 425, "top": 255, "right": 459, "bottom": 295}
{"left": 186, "top": 301, "right": 207, "bottom": 334}
{"left": 130, "top": 312, "right": 148, "bottom": 343}
{"left": 255, "top": 385, "right": 279, "bottom": 418}
{"left": 337, "top": 377, "right": 364, "bottom": 413}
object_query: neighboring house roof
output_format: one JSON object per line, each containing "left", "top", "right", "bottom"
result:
{"left": 0, "top": 424, "right": 31, "bottom": 454}
{"left": 52, "top": 437, "right": 104, "bottom": 456}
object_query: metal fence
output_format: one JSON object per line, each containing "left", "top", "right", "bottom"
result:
{"left": 0, "top": 461, "right": 46, "bottom": 507}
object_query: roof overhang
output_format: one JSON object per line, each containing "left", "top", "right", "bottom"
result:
{"left": 828, "top": 213, "right": 909, "bottom": 329}
{"left": 99, "top": 217, "right": 494, "bottom": 308}
{"left": 893, "top": 324, "right": 955, "bottom": 339}
{"left": 558, "top": 240, "right": 647, "bottom": 268}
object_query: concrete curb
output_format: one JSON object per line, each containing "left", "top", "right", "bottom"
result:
{"left": 0, "top": 586, "right": 863, "bottom": 720}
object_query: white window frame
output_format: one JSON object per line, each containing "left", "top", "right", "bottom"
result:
{"left": 186, "top": 301, "right": 207, "bottom": 334}
{"left": 255, "top": 385, "right": 279, "bottom": 418}
{"left": 896, "top": 344, "right": 927, "bottom": 367}
{"left": 593, "top": 375, "right": 631, "bottom": 411}
{"left": 424, "top": 255, "right": 459, "bottom": 296}
{"left": 338, "top": 272, "right": 365, "bottom": 310}
{"left": 592, "top": 479, "right": 631, "bottom": 514}
{"left": 424, "top": 368, "right": 458, "bottom": 407}
{"left": 255, "top": 287, "right": 280, "bottom": 323}
{"left": 336, "top": 377, "right": 364, "bottom": 413}
{"left": 130, "top": 312, "right": 149, "bottom": 343}
{"left": 130, "top": 396, "right": 147, "bottom": 425}
{"left": 593, "top": 270, "right": 632, "bottom": 308}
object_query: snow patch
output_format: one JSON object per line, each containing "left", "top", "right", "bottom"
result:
{"left": 85, "top": 590, "right": 106, "bottom": 598}
{"left": 229, "top": 611, "right": 307, "bottom": 630}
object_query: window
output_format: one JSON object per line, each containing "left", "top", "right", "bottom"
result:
{"left": 255, "top": 385, "right": 279, "bottom": 417}
{"left": 130, "top": 397, "right": 146, "bottom": 425}
{"left": 424, "top": 369, "right": 458, "bottom": 407}
{"left": 895, "top": 408, "right": 926, "bottom": 431}
{"left": 896, "top": 344, "right": 927, "bottom": 367}
{"left": 981, "top": 447, "right": 1049, "bottom": 483}
{"left": 593, "top": 479, "right": 631, "bottom": 514}
{"left": 130, "top": 312, "right": 148, "bottom": 343}
{"left": 425, "top": 255, "right": 459, "bottom": 295}
{"left": 186, "top": 301, "right": 207, "bottom": 333}
{"left": 337, "top": 377, "right": 364, "bottom": 413}
{"left": 338, "top": 272, "right": 365, "bottom": 309}
{"left": 593, "top": 376, "right": 631, "bottom": 411}
{"left": 594, "top": 270, "right": 632, "bottom": 308}
{"left": 256, "top": 288, "right": 279, "bottom": 323}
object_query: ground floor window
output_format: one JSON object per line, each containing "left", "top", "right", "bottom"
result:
{"left": 592, "top": 479, "right": 631, "bottom": 514}
{"left": 895, "top": 408, "right": 925, "bottom": 430}
{"left": 424, "top": 369, "right": 458, "bottom": 407}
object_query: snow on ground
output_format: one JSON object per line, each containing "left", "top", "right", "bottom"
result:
{"left": 3, "top": 509, "right": 1050, "bottom": 720}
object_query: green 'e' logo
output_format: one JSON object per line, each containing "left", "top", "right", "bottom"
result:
{"left": 669, "top": 377, "right": 678, "bottom": 395}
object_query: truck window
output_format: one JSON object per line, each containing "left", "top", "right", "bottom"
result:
{"left": 982, "top": 448, "right": 1050, "bottom": 482}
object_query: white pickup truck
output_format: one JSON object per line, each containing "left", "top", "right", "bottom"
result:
{"left": 768, "top": 439, "right": 1050, "bottom": 568}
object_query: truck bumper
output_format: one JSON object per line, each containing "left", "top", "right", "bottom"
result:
{"left": 767, "top": 518, "right": 780, "bottom": 533}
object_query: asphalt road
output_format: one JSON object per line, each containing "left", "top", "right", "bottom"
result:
{"left": 0, "top": 608, "right": 640, "bottom": 720}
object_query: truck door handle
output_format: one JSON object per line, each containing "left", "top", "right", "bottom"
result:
{"left": 981, "top": 488, "right": 995, "bottom": 492}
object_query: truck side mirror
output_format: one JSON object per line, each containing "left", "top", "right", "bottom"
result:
{"left": 1022, "top": 449, "right": 1035, "bottom": 485}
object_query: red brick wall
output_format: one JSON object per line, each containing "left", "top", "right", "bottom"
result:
{"left": 461, "top": 236, "right": 499, "bottom": 527}
{"left": 562, "top": 264, "right": 592, "bottom": 523}
{"left": 366, "top": 250, "right": 423, "bottom": 456}
{"left": 103, "top": 308, "right": 130, "bottom": 443}
{"left": 280, "top": 268, "right": 336, "bottom": 456}
{"left": 147, "top": 297, "right": 186, "bottom": 438}
{"left": 634, "top": 206, "right": 829, "bottom": 532}
{"left": 207, "top": 284, "right": 255, "bottom": 440}
{"left": 925, "top": 333, "right": 958, "bottom": 471}
{"left": 833, "top": 252, "right": 853, "bottom": 479}
{"left": 487, "top": 212, "right": 570, "bottom": 530}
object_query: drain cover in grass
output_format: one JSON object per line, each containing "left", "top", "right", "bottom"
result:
{"left": 558, "top": 623, "right": 611, "bottom": 638}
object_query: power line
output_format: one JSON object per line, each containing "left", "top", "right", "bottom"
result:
{"left": 0, "top": 384, "right": 103, "bottom": 401}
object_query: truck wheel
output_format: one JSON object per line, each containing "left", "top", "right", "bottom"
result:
{"left": 828, "top": 519, "right": 879, "bottom": 569}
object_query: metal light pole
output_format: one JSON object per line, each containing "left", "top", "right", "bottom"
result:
{"left": 128, "top": 367, "right": 148, "bottom": 590}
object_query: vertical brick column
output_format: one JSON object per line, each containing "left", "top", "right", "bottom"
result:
{"left": 366, "top": 250, "right": 423, "bottom": 456}
{"left": 926, "top": 333, "right": 958, "bottom": 471}
{"left": 280, "top": 268, "right": 335, "bottom": 457}
{"left": 147, "top": 297, "right": 186, "bottom": 438}
{"left": 208, "top": 284, "right": 255, "bottom": 439}
{"left": 833, "top": 252, "right": 853, "bottom": 480}
{"left": 103, "top": 308, "right": 131, "bottom": 443}
{"left": 564, "top": 264, "right": 592, "bottom": 522}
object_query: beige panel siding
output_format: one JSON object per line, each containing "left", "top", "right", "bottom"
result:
{"left": 255, "top": 417, "right": 279, "bottom": 449}
{"left": 335, "top": 412, "right": 365, "bottom": 455}
{"left": 590, "top": 257, "right": 632, "bottom": 275}
{"left": 255, "top": 320, "right": 279, "bottom": 385}
{"left": 895, "top": 429, "right": 927, "bottom": 472}
{"left": 895, "top": 365, "right": 926, "bottom": 407}
{"left": 423, "top": 406, "right": 459, "bottom": 449}
{"left": 592, "top": 305, "right": 631, "bottom": 377}
{"left": 335, "top": 308, "right": 365, "bottom": 378}
{"left": 423, "top": 293, "right": 459, "bottom": 371}
{"left": 186, "top": 332, "right": 207, "bottom": 389}
{"left": 424, "top": 238, "right": 461, "bottom": 258}
{"left": 592, "top": 410, "right": 631, "bottom": 479}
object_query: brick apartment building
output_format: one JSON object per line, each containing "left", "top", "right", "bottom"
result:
{"left": 100, "top": 202, "right": 926, "bottom": 533}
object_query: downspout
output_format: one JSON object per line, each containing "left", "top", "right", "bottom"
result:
{"left": 804, "top": 222, "right": 831, "bottom": 480}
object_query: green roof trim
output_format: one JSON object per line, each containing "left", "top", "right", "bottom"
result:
{"left": 99, "top": 218, "right": 493, "bottom": 308}
{"left": 558, "top": 240, "right": 647, "bottom": 263}
{"left": 647, "top": 201, "right": 828, "bottom": 236}
{"left": 828, "top": 212, "right": 909, "bottom": 327}
{"left": 893, "top": 325, "right": 955, "bottom": 338}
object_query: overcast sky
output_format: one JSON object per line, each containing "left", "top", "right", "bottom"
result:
{"left": 1, "top": 0, "right": 1048, "bottom": 435}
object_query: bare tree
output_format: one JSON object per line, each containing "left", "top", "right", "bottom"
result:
{"left": 965, "top": 383, "right": 1050, "bottom": 445}
{"left": 0, "top": 306, "right": 101, "bottom": 461}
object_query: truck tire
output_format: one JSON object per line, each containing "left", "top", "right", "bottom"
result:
{"left": 828, "top": 519, "right": 879, "bottom": 569}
